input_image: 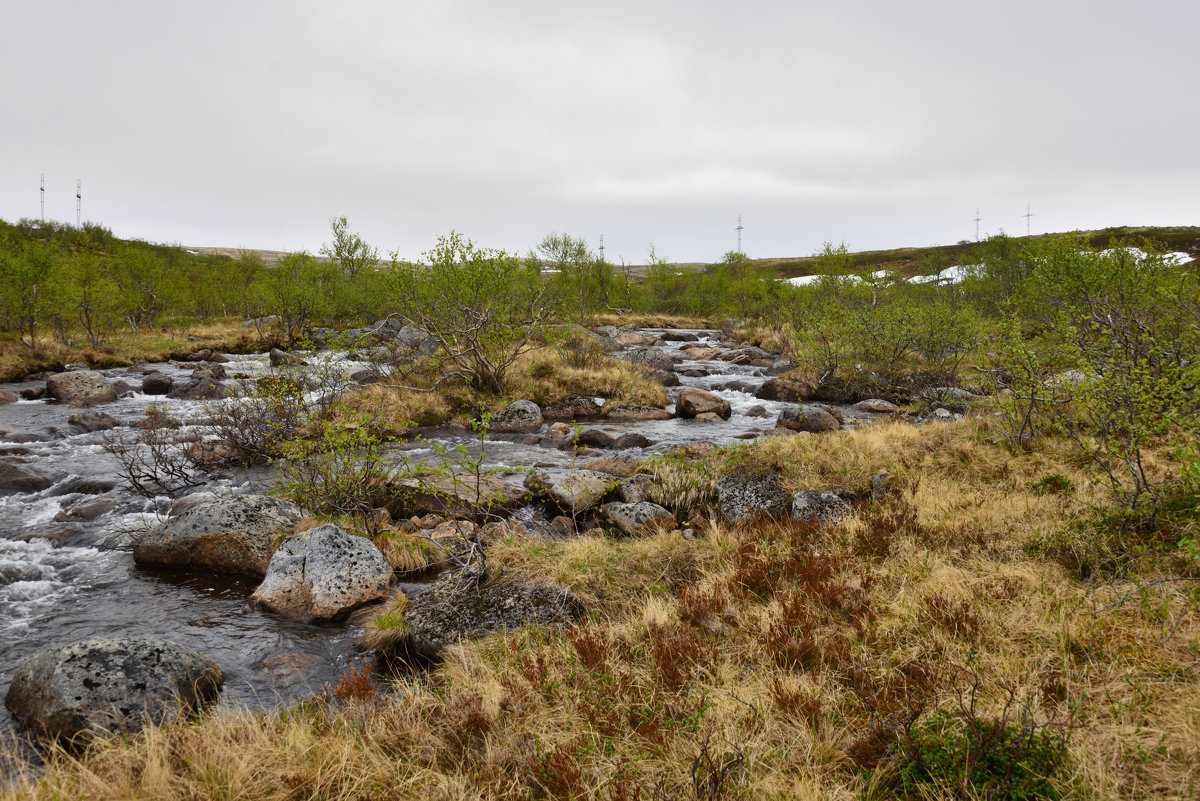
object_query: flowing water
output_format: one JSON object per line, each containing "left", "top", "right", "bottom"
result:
{"left": 0, "top": 329, "right": 870, "bottom": 739}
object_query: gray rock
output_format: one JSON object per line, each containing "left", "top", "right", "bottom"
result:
{"left": 621, "top": 348, "right": 675, "bottom": 372}
{"left": 582, "top": 454, "right": 643, "bottom": 478}
{"left": 491, "top": 400, "right": 543, "bottom": 433}
{"left": 405, "top": 568, "right": 584, "bottom": 651}
{"left": 676, "top": 387, "right": 732, "bottom": 420}
{"left": 791, "top": 490, "right": 853, "bottom": 525}
{"left": 141, "top": 373, "right": 174, "bottom": 395}
{"left": 167, "top": 377, "right": 227, "bottom": 400}
{"left": 651, "top": 370, "right": 681, "bottom": 387}
{"left": 0, "top": 460, "right": 55, "bottom": 494}
{"left": 756, "top": 377, "right": 815, "bottom": 402}
{"left": 190, "top": 363, "right": 227, "bottom": 380}
{"left": 45, "top": 371, "right": 117, "bottom": 406}
{"left": 548, "top": 470, "right": 614, "bottom": 513}
{"left": 19, "top": 386, "right": 45, "bottom": 401}
{"left": 391, "top": 475, "right": 530, "bottom": 519}
{"left": 917, "top": 386, "right": 980, "bottom": 402}
{"left": 602, "top": 501, "right": 675, "bottom": 535}
{"left": 716, "top": 468, "right": 791, "bottom": 523}
{"left": 67, "top": 411, "right": 120, "bottom": 433}
{"left": 242, "top": 315, "right": 284, "bottom": 329}
{"left": 133, "top": 495, "right": 303, "bottom": 578}
{"left": 269, "top": 348, "right": 307, "bottom": 368}
{"left": 616, "top": 474, "right": 655, "bottom": 504}
{"left": 541, "top": 396, "right": 605, "bottom": 421}
{"left": 250, "top": 525, "right": 394, "bottom": 622}
{"left": 776, "top": 404, "right": 841, "bottom": 433}
{"left": 659, "top": 331, "right": 699, "bottom": 342}
{"left": 0, "top": 390, "right": 18, "bottom": 404}
{"left": 572, "top": 429, "right": 614, "bottom": 449}
{"left": 871, "top": 472, "right": 893, "bottom": 502}
{"left": 611, "top": 432, "right": 652, "bottom": 450}
{"left": 5, "top": 637, "right": 223, "bottom": 742}
{"left": 603, "top": 404, "right": 673, "bottom": 422}
{"left": 853, "top": 398, "right": 899, "bottom": 413}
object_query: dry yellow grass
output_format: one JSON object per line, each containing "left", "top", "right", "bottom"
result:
{"left": 5, "top": 417, "right": 1199, "bottom": 800}
{"left": 340, "top": 340, "right": 666, "bottom": 433}
{"left": 0, "top": 319, "right": 270, "bottom": 381}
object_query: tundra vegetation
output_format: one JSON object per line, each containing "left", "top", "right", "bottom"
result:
{"left": 2, "top": 217, "right": 1200, "bottom": 800}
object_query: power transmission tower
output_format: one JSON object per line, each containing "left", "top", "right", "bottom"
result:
{"left": 1023, "top": 203, "right": 1033, "bottom": 236}
{"left": 598, "top": 234, "right": 605, "bottom": 263}
{"left": 40, "top": 173, "right": 45, "bottom": 221}
{"left": 973, "top": 208, "right": 982, "bottom": 242}
{"left": 736, "top": 214, "right": 744, "bottom": 254}
{"left": 76, "top": 179, "right": 82, "bottom": 227}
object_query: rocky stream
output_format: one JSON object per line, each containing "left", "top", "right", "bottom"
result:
{"left": 0, "top": 325, "right": 938, "bottom": 749}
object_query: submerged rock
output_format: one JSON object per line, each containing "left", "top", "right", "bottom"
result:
{"left": 5, "top": 637, "right": 223, "bottom": 742}
{"left": 133, "top": 494, "right": 302, "bottom": 578}
{"left": 251, "top": 524, "right": 393, "bottom": 621}
{"left": 0, "top": 459, "right": 55, "bottom": 494}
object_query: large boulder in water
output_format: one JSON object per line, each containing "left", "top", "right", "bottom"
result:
{"left": 676, "top": 387, "right": 732, "bottom": 420}
{"left": 716, "top": 467, "right": 791, "bottom": 523}
{"left": 45, "top": 371, "right": 117, "bottom": 406}
{"left": 0, "top": 460, "right": 55, "bottom": 494}
{"left": 133, "top": 494, "right": 302, "bottom": 578}
{"left": 250, "top": 524, "right": 393, "bottom": 621}
{"left": 405, "top": 568, "right": 584, "bottom": 651}
{"left": 491, "top": 400, "right": 543, "bottom": 433}
{"left": 755, "top": 377, "right": 816, "bottom": 402}
{"left": 141, "top": 372, "right": 174, "bottom": 395}
{"left": 777, "top": 404, "right": 841, "bottom": 433}
{"left": 5, "top": 637, "right": 223, "bottom": 742}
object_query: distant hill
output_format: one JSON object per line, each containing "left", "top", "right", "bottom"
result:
{"left": 747, "top": 226, "right": 1200, "bottom": 280}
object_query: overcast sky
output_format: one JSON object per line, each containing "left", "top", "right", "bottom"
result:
{"left": 2, "top": 1, "right": 1196, "bottom": 263}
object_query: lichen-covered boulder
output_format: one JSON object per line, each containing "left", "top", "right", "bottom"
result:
{"left": 602, "top": 501, "right": 676, "bottom": 536}
{"left": 676, "top": 387, "right": 732, "bottom": 420}
{"left": 777, "top": 404, "right": 841, "bottom": 433}
{"left": 45, "top": 371, "right": 117, "bottom": 406}
{"left": 405, "top": 568, "right": 584, "bottom": 651}
{"left": 716, "top": 467, "right": 791, "bottom": 523}
{"left": 852, "top": 399, "right": 899, "bottom": 413}
{"left": 491, "top": 400, "right": 543, "bottom": 433}
{"left": 5, "top": 637, "right": 223, "bottom": 742}
{"left": 251, "top": 525, "right": 393, "bottom": 621}
{"left": 791, "top": 490, "right": 853, "bottom": 525}
{"left": 133, "top": 494, "right": 302, "bottom": 578}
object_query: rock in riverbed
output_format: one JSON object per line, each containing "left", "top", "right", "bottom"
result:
{"left": 676, "top": 387, "right": 732, "bottom": 420}
{"left": 5, "top": 637, "right": 223, "bottom": 742}
{"left": 491, "top": 399, "right": 543, "bottom": 433}
{"left": 251, "top": 524, "right": 394, "bottom": 621}
{"left": 133, "top": 494, "right": 303, "bottom": 578}
{"left": 45, "top": 371, "right": 117, "bottom": 406}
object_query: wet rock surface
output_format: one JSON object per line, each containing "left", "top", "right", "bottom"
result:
{"left": 5, "top": 637, "right": 223, "bottom": 742}
{"left": 45, "top": 371, "right": 117, "bottom": 406}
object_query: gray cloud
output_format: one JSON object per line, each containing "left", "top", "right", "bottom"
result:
{"left": 2, "top": 0, "right": 1196, "bottom": 262}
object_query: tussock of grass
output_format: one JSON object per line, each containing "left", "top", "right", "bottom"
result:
{"left": 360, "top": 593, "right": 411, "bottom": 652}
{"left": 6, "top": 418, "right": 1200, "bottom": 800}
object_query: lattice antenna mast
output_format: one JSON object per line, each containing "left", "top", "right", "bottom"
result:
{"left": 973, "top": 208, "right": 982, "bottom": 242}
{"left": 76, "top": 180, "right": 82, "bottom": 227}
{"left": 1023, "top": 203, "right": 1033, "bottom": 237}
{"left": 736, "top": 214, "right": 744, "bottom": 254}
{"left": 598, "top": 234, "right": 605, "bottom": 263}
{"left": 40, "top": 173, "right": 45, "bottom": 221}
